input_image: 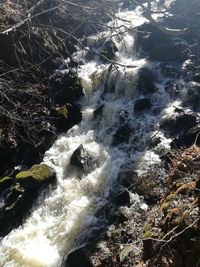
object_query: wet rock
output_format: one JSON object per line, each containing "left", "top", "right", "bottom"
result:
{"left": 171, "top": 126, "right": 200, "bottom": 148}
{"left": 161, "top": 63, "right": 180, "bottom": 78}
{"left": 138, "top": 67, "right": 156, "bottom": 94}
{"left": 184, "top": 82, "right": 200, "bottom": 110}
{"left": 150, "top": 42, "right": 188, "bottom": 62}
{"left": 112, "top": 125, "right": 133, "bottom": 146}
{"left": 119, "top": 110, "right": 129, "bottom": 123}
{"left": 65, "top": 248, "right": 93, "bottom": 267}
{"left": 134, "top": 98, "right": 152, "bottom": 112}
{"left": 100, "top": 40, "right": 118, "bottom": 62}
{"left": 147, "top": 136, "right": 161, "bottom": 149}
{"left": 48, "top": 70, "right": 84, "bottom": 105}
{"left": 0, "top": 177, "right": 14, "bottom": 191}
{"left": 193, "top": 73, "right": 200, "bottom": 83}
{"left": 52, "top": 104, "right": 82, "bottom": 132}
{"left": 136, "top": 23, "right": 171, "bottom": 53}
{"left": 70, "top": 145, "right": 94, "bottom": 171}
{"left": 136, "top": 23, "right": 188, "bottom": 62}
{"left": 16, "top": 164, "right": 56, "bottom": 188}
{"left": 160, "top": 112, "right": 197, "bottom": 135}
{"left": 113, "top": 190, "right": 130, "bottom": 207}
{"left": 93, "top": 104, "right": 104, "bottom": 119}
{"left": 0, "top": 183, "right": 38, "bottom": 236}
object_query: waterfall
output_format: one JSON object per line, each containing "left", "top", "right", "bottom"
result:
{"left": 0, "top": 4, "right": 178, "bottom": 267}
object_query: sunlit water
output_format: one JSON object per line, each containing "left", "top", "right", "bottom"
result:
{"left": 0, "top": 3, "right": 185, "bottom": 267}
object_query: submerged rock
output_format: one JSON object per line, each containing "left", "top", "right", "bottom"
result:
{"left": 138, "top": 67, "right": 156, "bottom": 94}
{"left": 112, "top": 125, "right": 133, "bottom": 146}
{"left": 134, "top": 98, "right": 152, "bottom": 112}
{"left": 70, "top": 145, "right": 95, "bottom": 172}
{"left": 16, "top": 164, "right": 56, "bottom": 188}
{"left": 100, "top": 40, "right": 118, "bottom": 62}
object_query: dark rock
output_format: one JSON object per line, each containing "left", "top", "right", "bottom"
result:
{"left": 160, "top": 63, "right": 180, "bottom": 78}
{"left": 112, "top": 125, "right": 133, "bottom": 146}
{"left": 134, "top": 98, "right": 152, "bottom": 112}
{"left": 136, "top": 23, "right": 188, "bottom": 62}
{"left": 171, "top": 126, "right": 200, "bottom": 148}
{"left": 119, "top": 110, "right": 129, "bottom": 123}
{"left": 184, "top": 83, "right": 200, "bottom": 110}
{"left": 150, "top": 42, "right": 188, "bottom": 62}
{"left": 0, "top": 177, "right": 14, "bottom": 191}
{"left": 138, "top": 67, "right": 156, "bottom": 94}
{"left": 193, "top": 73, "right": 200, "bottom": 83}
{"left": 93, "top": 104, "right": 104, "bottom": 119}
{"left": 48, "top": 70, "right": 84, "bottom": 105}
{"left": 147, "top": 136, "right": 161, "bottom": 148}
{"left": 65, "top": 248, "right": 93, "bottom": 267}
{"left": 160, "top": 112, "right": 197, "bottom": 135}
{"left": 0, "top": 183, "right": 37, "bottom": 236}
{"left": 136, "top": 23, "right": 171, "bottom": 53}
{"left": 100, "top": 40, "right": 118, "bottom": 62}
{"left": 113, "top": 190, "right": 130, "bottom": 207}
{"left": 52, "top": 104, "right": 82, "bottom": 132}
{"left": 70, "top": 145, "right": 94, "bottom": 172}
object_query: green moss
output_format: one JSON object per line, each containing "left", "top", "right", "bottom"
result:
{"left": 0, "top": 176, "right": 12, "bottom": 183}
{"left": 55, "top": 106, "right": 68, "bottom": 118}
{"left": 144, "top": 230, "right": 153, "bottom": 238}
{"left": 16, "top": 164, "right": 55, "bottom": 182}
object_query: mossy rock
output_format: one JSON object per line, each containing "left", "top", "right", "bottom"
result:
{"left": 0, "top": 176, "right": 14, "bottom": 191}
{"left": 55, "top": 105, "right": 69, "bottom": 118}
{"left": 16, "top": 164, "right": 56, "bottom": 188}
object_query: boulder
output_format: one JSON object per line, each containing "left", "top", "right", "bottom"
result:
{"left": 113, "top": 190, "right": 130, "bottom": 207}
{"left": 100, "top": 40, "right": 118, "bottom": 62}
{"left": 184, "top": 82, "right": 200, "bottom": 110}
{"left": 0, "top": 183, "right": 37, "bottom": 236}
{"left": 93, "top": 104, "right": 104, "bottom": 119}
{"left": 70, "top": 145, "right": 95, "bottom": 172}
{"left": 160, "top": 112, "right": 197, "bottom": 135}
{"left": 65, "top": 248, "right": 93, "bottom": 267}
{"left": 112, "top": 125, "right": 133, "bottom": 146}
{"left": 138, "top": 67, "right": 156, "bottom": 94}
{"left": 52, "top": 104, "right": 82, "bottom": 132}
{"left": 16, "top": 164, "right": 56, "bottom": 188}
{"left": 136, "top": 23, "right": 188, "bottom": 62}
{"left": 48, "top": 70, "right": 84, "bottom": 105}
{"left": 150, "top": 42, "right": 188, "bottom": 62}
{"left": 0, "top": 176, "right": 14, "bottom": 191}
{"left": 134, "top": 98, "right": 152, "bottom": 112}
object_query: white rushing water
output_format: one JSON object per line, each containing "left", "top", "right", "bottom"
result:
{"left": 0, "top": 3, "right": 179, "bottom": 267}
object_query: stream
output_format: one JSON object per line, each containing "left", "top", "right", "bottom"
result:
{"left": 0, "top": 2, "right": 186, "bottom": 266}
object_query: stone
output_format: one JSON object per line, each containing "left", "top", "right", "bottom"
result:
{"left": 0, "top": 176, "right": 13, "bottom": 191}
{"left": 52, "top": 104, "right": 82, "bottom": 132}
{"left": 113, "top": 190, "right": 130, "bottom": 207}
{"left": 184, "top": 82, "right": 200, "bottom": 110}
{"left": 112, "top": 125, "right": 133, "bottom": 146}
{"left": 48, "top": 70, "right": 84, "bottom": 105}
{"left": 138, "top": 67, "right": 156, "bottom": 94}
{"left": 93, "top": 104, "right": 104, "bottom": 119}
{"left": 100, "top": 40, "right": 118, "bottom": 62}
{"left": 70, "top": 145, "right": 94, "bottom": 172}
{"left": 65, "top": 248, "right": 93, "bottom": 267}
{"left": 160, "top": 112, "right": 197, "bottom": 135}
{"left": 16, "top": 164, "right": 56, "bottom": 188}
{"left": 134, "top": 98, "right": 152, "bottom": 112}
